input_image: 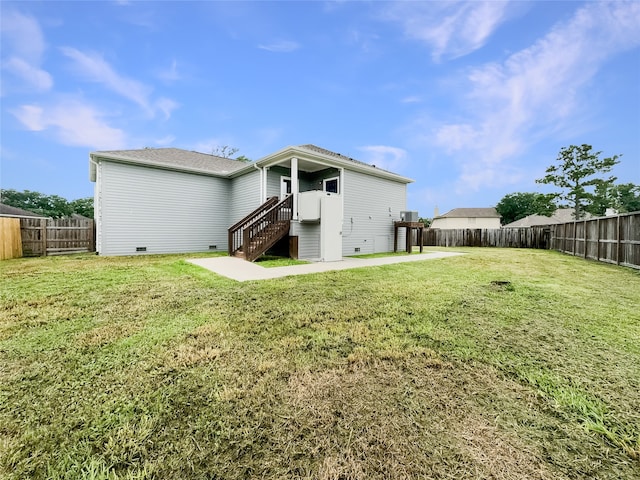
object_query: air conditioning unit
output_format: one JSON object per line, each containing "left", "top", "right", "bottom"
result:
{"left": 400, "top": 211, "right": 419, "bottom": 222}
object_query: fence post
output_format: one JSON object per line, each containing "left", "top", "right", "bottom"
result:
{"left": 596, "top": 218, "right": 600, "bottom": 261}
{"left": 584, "top": 220, "right": 588, "bottom": 259}
{"left": 616, "top": 215, "right": 621, "bottom": 266}
{"left": 40, "top": 218, "right": 47, "bottom": 256}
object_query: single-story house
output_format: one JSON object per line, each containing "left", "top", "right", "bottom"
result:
{"left": 89, "top": 145, "right": 413, "bottom": 260}
{"left": 430, "top": 208, "right": 501, "bottom": 229}
{"left": 0, "top": 203, "right": 47, "bottom": 219}
{"left": 502, "top": 208, "right": 594, "bottom": 227}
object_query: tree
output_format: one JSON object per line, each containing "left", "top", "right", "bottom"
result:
{"left": 495, "top": 192, "right": 557, "bottom": 225}
{"left": 610, "top": 183, "right": 640, "bottom": 213}
{"left": 212, "top": 145, "right": 239, "bottom": 158}
{"left": 235, "top": 155, "right": 252, "bottom": 163}
{"left": 0, "top": 189, "right": 93, "bottom": 218}
{"left": 536, "top": 144, "right": 620, "bottom": 220}
{"left": 69, "top": 197, "right": 95, "bottom": 218}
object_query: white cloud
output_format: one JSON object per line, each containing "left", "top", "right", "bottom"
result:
{"left": 60, "top": 47, "right": 152, "bottom": 110}
{"left": 154, "top": 135, "right": 176, "bottom": 146}
{"left": 158, "top": 58, "right": 181, "bottom": 83}
{"left": 1, "top": 10, "right": 46, "bottom": 62}
{"left": 423, "top": 1, "right": 640, "bottom": 192}
{"left": 60, "top": 47, "right": 179, "bottom": 119}
{"left": 258, "top": 40, "right": 300, "bottom": 53}
{"left": 11, "top": 100, "right": 127, "bottom": 150}
{"left": 3, "top": 57, "right": 53, "bottom": 91}
{"left": 358, "top": 145, "right": 408, "bottom": 172}
{"left": 1, "top": 10, "right": 53, "bottom": 93}
{"left": 155, "top": 97, "right": 180, "bottom": 120}
{"left": 401, "top": 96, "right": 422, "bottom": 104}
{"left": 381, "top": 1, "right": 512, "bottom": 61}
{"left": 193, "top": 138, "right": 227, "bottom": 155}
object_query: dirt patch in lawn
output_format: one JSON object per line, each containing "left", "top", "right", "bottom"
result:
{"left": 278, "top": 356, "right": 562, "bottom": 480}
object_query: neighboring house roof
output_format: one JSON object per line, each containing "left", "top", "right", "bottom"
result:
{"left": 90, "top": 147, "right": 247, "bottom": 181}
{"left": 0, "top": 202, "right": 47, "bottom": 218}
{"left": 503, "top": 208, "right": 593, "bottom": 227}
{"left": 435, "top": 208, "right": 500, "bottom": 219}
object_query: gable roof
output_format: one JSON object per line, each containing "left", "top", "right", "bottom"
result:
{"left": 436, "top": 207, "right": 500, "bottom": 219}
{"left": 255, "top": 144, "right": 414, "bottom": 184}
{"left": 90, "top": 145, "right": 413, "bottom": 184}
{"left": 90, "top": 148, "right": 247, "bottom": 180}
{"left": 0, "top": 202, "right": 47, "bottom": 218}
{"left": 503, "top": 208, "right": 593, "bottom": 227}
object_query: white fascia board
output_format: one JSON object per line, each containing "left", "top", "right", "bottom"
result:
{"left": 254, "top": 146, "right": 414, "bottom": 184}
{"left": 89, "top": 152, "right": 235, "bottom": 179}
{"left": 89, "top": 155, "right": 97, "bottom": 182}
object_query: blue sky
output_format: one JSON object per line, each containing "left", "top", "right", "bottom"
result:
{"left": 1, "top": 1, "right": 639, "bottom": 216}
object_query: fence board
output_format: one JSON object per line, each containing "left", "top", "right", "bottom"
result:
{"left": 1, "top": 218, "right": 23, "bottom": 260}
{"left": 422, "top": 212, "right": 639, "bottom": 269}
{"left": 423, "top": 226, "right": 550, "bottom": 249}
{"left": 549, "top": 212, "right": 639, "bottom": 269}
{"left": 17, "top": 217, "right": 95, "bottom": 257}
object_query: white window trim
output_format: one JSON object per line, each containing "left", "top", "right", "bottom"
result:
{"left": 323, "top": 176, "right": 340, "bottom": 194}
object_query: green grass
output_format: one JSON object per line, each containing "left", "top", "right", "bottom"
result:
{"left": 254, "top": 255, "right": 310, "bottom": 267}
{"left": 1, "top": 248, "right": 639, "bottom": 479}
{"left": 351, "top": 251, "right": 414, "bottom": 259}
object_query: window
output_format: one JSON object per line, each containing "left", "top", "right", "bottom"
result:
{"left": 323, "top": 177, "right": 339, "bottom": 194}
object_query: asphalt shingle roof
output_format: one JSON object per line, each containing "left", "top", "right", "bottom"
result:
{"left": 298, "top": 144, "right": 398, "bottom": 175}
{"left": 437, "top": 208, "right": 500, "bottom": 219}
{"left": 92, "top": 148, "right": 248, "bottom": 175}
{"left": 503, "top": 208, "right": 593, "bottom": 227}
{"left": 0, "top": 203, "right": 46, "bottom": 217}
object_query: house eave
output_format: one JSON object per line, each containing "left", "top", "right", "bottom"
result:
{"left": 254, "top": 146, "right": 414, "bottom": 184}
{"left": 89, "top": 152, "right": 239, "bottom": 180}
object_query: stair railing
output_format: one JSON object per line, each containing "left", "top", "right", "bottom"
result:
{"left": 228, "top": 196, "right": 279, "bottom": 256}
{"left": 242, "top": 195, "right": 293, "bottom": 262}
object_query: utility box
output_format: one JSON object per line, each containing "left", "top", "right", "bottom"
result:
{"left": 400, "top": 211, "right": 419, "bottom": 222}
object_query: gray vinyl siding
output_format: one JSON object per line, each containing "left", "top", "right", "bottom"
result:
{"left": 98, "top": 161, "right": 229, "bottom": 256}
{"left": 342, "top": 170, "right": 406, "bottom": 256}
{"left": 290, "top": 221, "right": 320, "bottom": 259}
{"left": 306, "top": 168, "right": 340, "bottom": 192}
{"left": 229, "top": 170, "right": 261, "bottom": 224}
{"left": 266, "top": 167, "right": 330, "bottom": 197}
{"left": 266, "top": 166, "right": 291, "bottom": 198}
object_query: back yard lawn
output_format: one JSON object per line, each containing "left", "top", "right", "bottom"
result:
{"left": 1, "top": 248, "right": 638, "bottom": 479}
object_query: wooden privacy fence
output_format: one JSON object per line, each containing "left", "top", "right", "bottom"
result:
{"left": 19, "top": 217, "right": 95, "bottom": 257}
{"left": 421, "top": 212, "right": 639, "bottom": 269}
{"left": 423, "top": 226, "right": 550, "bottom": 249}
{"left": 1, "top": 218, "right": 23, "bottom": 260}
{"left": 549, "top": 212, "right": 639, "bottom": 269}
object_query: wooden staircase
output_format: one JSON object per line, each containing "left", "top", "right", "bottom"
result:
{"left": 228, "top": 196, "right": 293, "bottom": 262}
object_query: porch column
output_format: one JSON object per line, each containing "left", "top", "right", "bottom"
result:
{"left": 340, "top": 167, "right": 345, "bottom": 217}
{"left": 291, "top": 157, "right": 299, "bottom": 219}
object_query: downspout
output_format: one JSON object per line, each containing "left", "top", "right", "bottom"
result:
{"left": 253, "top": 162, "right": 264, "bottom": 203}
{"left": 89, "top": 156, "right": 101, "bottom": 253}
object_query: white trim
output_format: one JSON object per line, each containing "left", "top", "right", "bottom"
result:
{"left": 280, "top": 176, "right": 292, "bottom": 199}
{"left": 255, "top": 146, "right": 414, "bottom": 184}
{"left": 291, "top": 157, "right": 299, "bottom": 220}
{"left": 323, "top": 176, "right": 340, "bottom": 194}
